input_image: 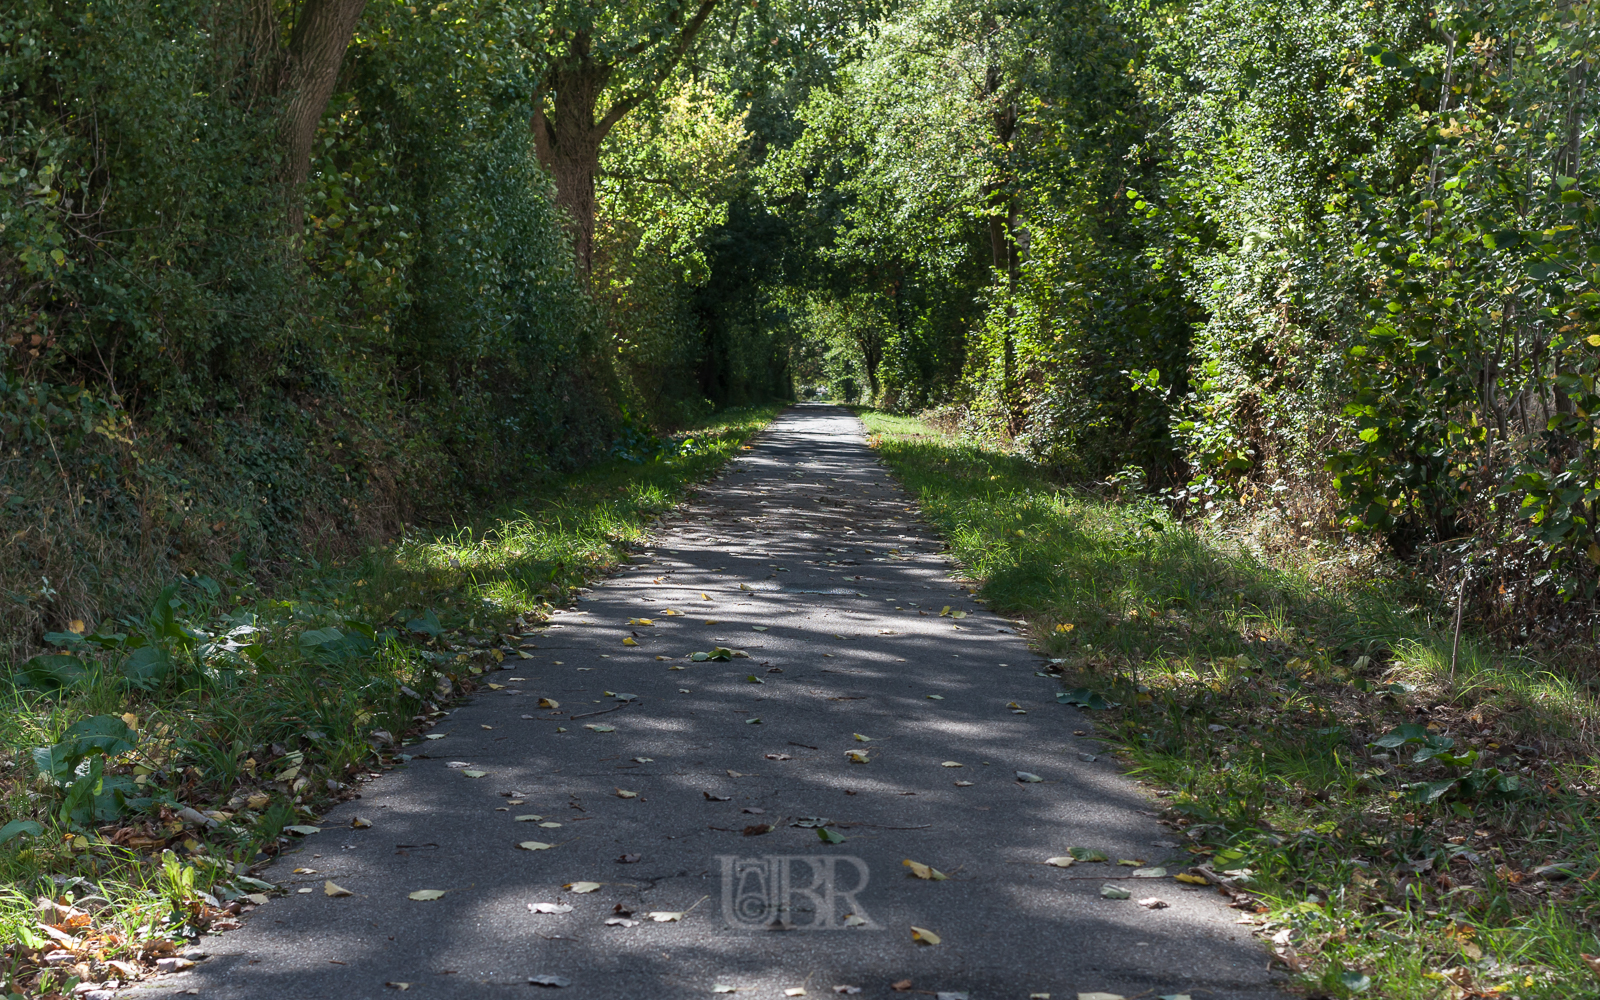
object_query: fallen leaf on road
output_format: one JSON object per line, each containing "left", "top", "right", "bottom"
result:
{"left": 324, "top": 881, "right": 353, "bottom": 897}
{"left": 628, "top": 619, "right": 654, "bottom": 626}
{"left": 1137, "top": 897, "right": 1169, "bottom": 909}
{"left": 518, "top": 842, "right": 554, "bottom": 851}
{"left": 940, "top": 761, "right": 962, "bottom": 767}
{"left": 648, "top": 910, "right": 686, "bottom": 922}
{"left": 1016, "top": 771, "right": 1043, "bottom": 783}
{"left": 1100, "top": 885, "right": 1131, "bottom": 899}
{"left": 408, "top": 890, "right": 446, "bottom": 900}
{"left": 424, "top": 733, "right": 447, "bottom": 740}
{"left": 463, "top": 770, "right": 487, "bottom": 778}
{"left": 615, "top": 788, "right": 638, "bottom": 798}
{"left": 853, "top": 733, "right": 874, "bottom": 741}
{"left": 843, "top": 913, "right": 868, "bottom": 926}
{"left": 1117, "top": 859, "right": 1142, "bottom": 866}
{"left": 1077, "top": 994, "right": 1126, "bottom": 1000}
{"left": 1045, "top": 856, "right": 1075, "bottom": 868}
{"left": 745, "top": 717, "right": 761, "bottom": 724}
{"left": 703, "top": 792, "right": 731, "bottom": 801}
{"left": 606, "top": 917, "right": 640, "bottom": 927}
{"left": 566, "top": 882, "right": 602, "bottom": 893}
{"left": 891, "top": 981, "right": 913, "bottom": 992}
{"left": 712, "top": 986, "right": 737, "bottom": 994}
{"left": 1069, "top": 847, "right": 1109, "bottom": 862}
{"left": 753, "top": 626, "right": 769, "bottom": 632}
{"left": 937, "top": 993, "right": 969, "bottom": 1000}
{"left": 845, "top": 750, "right": 869, "bottom": 763}
{"left": 1174, "top": 873, "right": 1210, "bottom": 885}
{"left": 902, "top": 859, "right": 947, "bottom": 880}
{"left": 910, "top": 926, "right": 941, "bottom": 946}
{"left": 527, "top": 975, "right": 571, "bottom": 987}
{"left": 528, "top": 903, "right": 573, "bottom": 914}
{"left": 765, "top": 753, "right": 791, "bottom": 760}
{"left": 818, "top": 828, "right": 845, "bottom": 844}
{"left": 785, "top": 989, "right": 805, "bottom": 997}
{"left": 515, "top": 815, "right": 544, "bottom": 821}
{"left": 538, "top": 822, "right": 561, "bottom": 828}
{"left": 622, "top": 638, "right": 639, "bottom": 646}
{"left": 617, "top": 854, "right": 641, "bottom": 863}
{"left": 833, "top": 988, "right": 861, "bottom": 995}
{"left": 386, "top": 983, "right": 410, "bottom": 991}
{"left": 953, "top": 780, "right": 974, "bottom": 786}
{"left": 1131, "top": 867, "right": 1167, "bottom": 878}
{"left": 702, "top": 594, "right": 711, "bottom": 600}
{"left": 633, "top": 756, "right": 653, "bottom": 762}
{"left": 926, "top": 694, "right": 944, "bottom": 700}
{"left": 351, "top": 817, "right": 372, "bottom": 829}
{"left": 743, "top": 824, "right": 774, "bottom": 836}
{"left": 747, "top": 675, "right": 765, "bottom": 684}
{"left": 585, "top": 724, "right": 615, "bottom": 733}
{"left": 285, "top": 824, "right": 321, "bottom": 835}
{"left": 661, "top": 609, "right": 681, "bottom": 616}
{"left": 539, "top": 698, "right": 560, "bottom": 709}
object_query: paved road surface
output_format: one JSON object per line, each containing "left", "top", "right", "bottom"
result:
{"left": 138, "top": 404, "right": 1287, "bottom": 1000}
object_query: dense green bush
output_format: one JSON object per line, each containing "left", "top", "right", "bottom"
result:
{"left": 0, "top": 0, "right": 617, "bottom": 656}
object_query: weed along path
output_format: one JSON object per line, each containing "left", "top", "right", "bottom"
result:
{"left": 148, "top": 404, "right": 1288, "bottom": 1000}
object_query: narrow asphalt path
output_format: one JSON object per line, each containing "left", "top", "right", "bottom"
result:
{"left": 140, "top": 404, "right": 1288, "bottom": 1000}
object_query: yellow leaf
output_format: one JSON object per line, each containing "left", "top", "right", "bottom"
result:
{"left": 1174, "top": 873, "right": 1210, "bottom": 885}
{"left": 844, "top": 750, "right": 869, "bottom": 763}
{"left": 350, "top": 816, "right": 372, "bottom": 829}
{"left": 902, "top": 859, "right": 947, "bottom": 880}
{"left": 324, "top": 880, "right": 353, "bottom": 897}
{"left": 951, "top": 610, "right": 966, "bottom": 619}
{"left": 853, "top": 733, "right": 874, "bottom": 741}
{"left": 538, "top": 698, "right": 560, "bottom": 709}
{"left": 628, "top": 618, "right": 655, "bottom": 626}
{"left": 1055, "top": 623, "right": 1075, "bottom": 633}
{"left": 702, "top": 593, "right": 711, "bottom": 600}
{"left": 910, "top": 926, "right": 941, "bottom": 945}
{"left": 939, "top": 606, "right": 952, "bottom": 616}
{"left": 623, "top": 637, "right": 639, "bottom": 646}
{"left": 1588, "top": 334, "right": 1600, "bottom": 347}
{"left": 68, "top": 619, "right": 86, "bottom": 634}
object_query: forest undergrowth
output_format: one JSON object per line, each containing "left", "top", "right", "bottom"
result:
{"left": 0, "top": 406, "right": 777, "bottom": 1000}
{"left": 864, "top": 409, "right": 1600, "bottom": 1000}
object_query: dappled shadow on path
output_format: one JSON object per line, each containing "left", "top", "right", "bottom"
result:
{"left": 158, "top": 404, "right": 1288, "bottom": 1000}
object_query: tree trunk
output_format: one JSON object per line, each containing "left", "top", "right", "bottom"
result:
{"left": 532, "top": 41, "right": 612, "bottom": 274}
{"left": 275, "top": 0, "right": 368, "bottom": 229}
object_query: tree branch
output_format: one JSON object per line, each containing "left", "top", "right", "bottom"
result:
{"left": 596, "top": 0, "right": 719, "bottom": 136}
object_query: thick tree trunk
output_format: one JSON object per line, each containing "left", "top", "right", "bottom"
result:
{"left": 279, "top": 0, "right": 368, "bottom": 227}
{"left": 532, "top": 46, "right": 612, "bottom": 274}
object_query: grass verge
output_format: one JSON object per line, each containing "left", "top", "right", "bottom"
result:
{"left": 862, "top": 409, "right": 1600, "bottom": 1000}
{"left": 0, "top": 405, "right": 781, "bottom": 999}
